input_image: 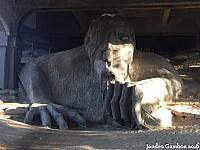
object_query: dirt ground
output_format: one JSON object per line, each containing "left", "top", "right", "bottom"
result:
{"left": 0, "top": 118, "right": 199, "bottom": 150}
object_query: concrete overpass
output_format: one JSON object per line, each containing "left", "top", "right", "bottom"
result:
{"left": 0, "top": 0, "right": 200, "bottom": 89}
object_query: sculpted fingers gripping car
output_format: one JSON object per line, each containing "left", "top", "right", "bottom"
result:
{"left": 103, "top": 19, "right": 183, "bottom": 128}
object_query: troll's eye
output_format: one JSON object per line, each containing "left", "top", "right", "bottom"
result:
{"left": 118, "top": 34, "right": 129, "bottom": 42}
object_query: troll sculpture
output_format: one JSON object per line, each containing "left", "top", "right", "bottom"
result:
{"left": 19, "top": 15, "right": 183, "bottom": 129}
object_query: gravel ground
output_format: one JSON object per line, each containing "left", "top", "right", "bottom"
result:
{"left": 0, "top": 119, "right": 200, "bottom": 150}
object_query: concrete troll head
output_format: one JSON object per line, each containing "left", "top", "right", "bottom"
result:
{"left": 84, "top": 14, "right": 136, "bottom": 83}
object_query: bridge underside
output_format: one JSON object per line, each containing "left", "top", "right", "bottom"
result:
{"left": 0, "top": 0, "right": 200, "bottom": 89}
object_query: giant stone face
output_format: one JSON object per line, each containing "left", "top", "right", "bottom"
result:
{"left": 85, "top": 15, "right": 135, "bottom": 83}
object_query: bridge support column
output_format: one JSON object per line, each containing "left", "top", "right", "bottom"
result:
{"left": 0, "top": 34, "right": 19, "bottom": 89}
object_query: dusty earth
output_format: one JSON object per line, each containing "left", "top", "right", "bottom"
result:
{"left": 0, "top": 100, "right": 199, "bottom": 150}
{"left": 0, "top": 118, "right": 199, "bottom": 150}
